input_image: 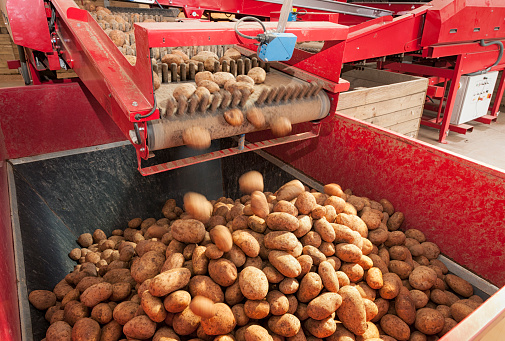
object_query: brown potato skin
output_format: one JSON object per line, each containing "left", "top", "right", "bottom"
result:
{"left": 415, "top": 308, "right": 445, "bottom": 335}
{"left": 71, "top": 318, "right": 101, "bottom": 341}
{"left": 268, "top": 314, "right": 301, "bottom": 337}
{"left": 239, "top": 266, "right": 268, "bottom": 300}
{"left": 337, "top": 285, "right": 367, "bottom": 336}
{"left": 380, "top": 314, "right": 410, "bottom": 341}
{"left": 46, "top": 321, "right": 72, "bottom": 341}
{"left": 200, "top": 303, "right": 237, "bottom": 335}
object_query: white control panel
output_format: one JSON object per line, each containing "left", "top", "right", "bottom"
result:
{"left": 450, "top": 71, "right": 499, "bottom": 125}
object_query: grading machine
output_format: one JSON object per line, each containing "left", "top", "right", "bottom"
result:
{"left": 0, "top": 0, "right": 505, "bottom": 340}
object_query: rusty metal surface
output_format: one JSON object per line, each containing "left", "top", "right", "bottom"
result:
{"left": 248, "top": 114, "right": 505, "bottom": 287}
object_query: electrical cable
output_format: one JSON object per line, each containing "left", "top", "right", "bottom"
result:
{"left": 234, "top": 16, "right": 267, "bottom": 41}
{"left": 154, "top": 0, "right": 163, "bottom": 9}
{"left": 134, "top": 94, "right": 158, "bottom": 120}
{"left": 467, "top": 39, "right": 503, "bottom": 76}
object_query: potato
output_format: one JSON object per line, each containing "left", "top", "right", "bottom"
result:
{"left": 239, "top": 266, "right": 268, "bottom": 300}
{"left": 268, "top": 314, "right": 301, "bottom": 337}
{"left": 141, "top": 290, "right": 167, "bottom": 322}
{"left": 224, "top": 47, "right": 242, "bottom": 60}
{"left": 415, "top": 308, "right": 444, "bottom": 335}
{"left": 29, "top": 290, "right": 57, "bottom": 310}
{"left": 305, "top": 316, "right": 337, "bottom": 338}
{"left": 450, "top": 302, "right": 474, "bottom": 322}
{"left": 340, "top": 263, "right": 364, "bottom": 282}
{"left": 445, "top": 274, "right": 473, "bottom": 297}
{"left": 395, "top": 287, "right": 416, "bottom": 325}
{"left": 172, "top": 49, "right": 189, "bottom": 62}
{"left": 233, "top": 230, "right": 260, "bottom": 257}
{"left": 270, "top": 116, "right": 292, "bottom": 137}
{"left": 46, "top": 320, "right": 72, "bottom": 340}
{"left": 172, "top": 306, "right": 201, "bottom": 335}
{"left": 184, "top": 192, "right": 213, "bottom": 223}
{"left": 190, "top": 246, "right": 208, "bottom": 276}
{"left": 173, "top": 83, "right": 196, "bottom": 100}
{"left": 131, "top": 251, "right": 165, "bottom": 284}
{"left": 210, "top": 225, "right": 233, "bottom": 252}
{"left": 223, "top": 108, "right": 245, "bottom": 126}
{"left": 124, "top": 315, "right": 156, "bottom": 339}
{"left": 244, "top": 325, "right": 273, "bottom": 341}
{"left": 204, "top": 57, "right": 219, "bottom": 71}
{"left": 389, "top": 260, "right": 413, "bottom": 279}
{"left": 189, "top": 275, "right": 224, "bottom": 303}
{"left": 240, "top": 173, "right": 265, "bottom": 197}
{"left": 71, "top": 318, "right": 100, "bottom": 341}
{"left": 201, "top": 303, "right": 236, "bottom": 335}
{"left": 387, "top": 211, "right": 404, "bottom": 231}
{"left": 171, "top": 219, "right": 206, "bottom": 244}
{"left": 379, "top": 273, "right": 402, "bottom": 299}
{"left": 267, "top": 212, "right": 299, "bottom": 232}
{"left": 80, "top": 283, "right": 112, "bottom": 308}
{"left": 336, "top": 243, "right": 362, "bottom": 263}
{"left": 149, "top": 268, "right": 191, "bottom": 297}
{"left": 335, "top": 213, "right": 368, "bottom": 238}
{"left": 183, "top": 126, "right": 211, "bottom": 150}
{"left": 266, "top": 290, "right": 289, "bottom": 315}
{"left": 214, "top": 72, "right": 236, "bottom": 87}
{"left": 318, "top": 261, "right": 340, "bottom": 293}
{"left": 208, "top": 258, "right": 238, "bottom": 287}
{"left": 236, "top": 75, "right": 255, "bottom": 86}
{"left": 224, "top": 244, "right": 247, "bottom": 267}
{"left": 244, "top": 299, "right": 270, "bottom": 319}
{"left": 246, "top": 107, "right": 266, "bottom": 129}
{"left": 199, "top": 80, "right": 220, "bottom": 93}
{"left": 153, "top": 326, "right": 180, "bottom": 341}
{"left": 162, "top": 53, "right": 185, "bottom": 66}
{"left": 264, "top": 231, "right": 298, "bottom": 251}
{"left": 365, "top": 267, "right": 383, "bottom": 289}
{"left": 90, "top": 302, "right": 112, "bottom": 324}
{"left": 409, "top": 266, "right": 437, "bottom": 290}
{"left": 269, "top": 250, "right": 302, "bottom": 278}
{"left": 189, "top": 295, "right": 216, "bottom": 318}
{"left": 195, "top": 71, "right": 214, "bottom": 86}
{"left": 380, "top": 314, "right": 410, "bottom": 341}
{"left": 297, "top": 272, "right": 323, "bottom": 303}
{"left": 108, "top": 30, "right": 125, "bottom": 46}
{"left": 247, "top": 67, "right": 267, "bottom": 84}
{"left": 337, "top": 285, "right": 367, "bottom": 335}
{"left": 421, "top": 242, "right": 440, "bottom": 260}
{"left": 307, "top": 292, "right": 342, "bottom": 320}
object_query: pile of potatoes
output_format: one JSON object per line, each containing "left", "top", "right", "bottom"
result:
{"left": 29, "top": 172, "right": 483, "bottom": 341}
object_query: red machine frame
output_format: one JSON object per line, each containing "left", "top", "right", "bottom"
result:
{"left": 2, "top": 0, "right": 505, "bottom": 339}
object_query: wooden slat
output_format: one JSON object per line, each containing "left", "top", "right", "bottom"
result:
{"left": 337, "top": 79, "right": 427, "bottom": 110}
{"left": 338, "top": 91, "right": 426, "bottom": 120}
{"left": 384, "top": 118, "right": 421, "bottom": 135}
{"left": 363, "top": 106, "right": 423, "bottom": 127}
{"left": 342, "top": 68, "right": 423, "bottom": 85}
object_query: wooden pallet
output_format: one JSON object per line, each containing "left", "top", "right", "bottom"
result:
{"left": 337, "top": 68, "right": 429, "bottom": 138}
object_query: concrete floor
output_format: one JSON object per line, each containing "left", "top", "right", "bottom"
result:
{"left": 417, "top": 112, "right": 505, "bottom": 170}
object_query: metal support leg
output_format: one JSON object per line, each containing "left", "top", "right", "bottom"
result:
{"left": 490, "top": 70, "right": 505, "bottom": 117}
{"left": 438, "top": 55, "right": 465, "bottom": 144}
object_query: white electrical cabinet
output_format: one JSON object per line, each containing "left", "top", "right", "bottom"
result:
{"left": 450, "top": 71, "right": 499, "bottom": 125}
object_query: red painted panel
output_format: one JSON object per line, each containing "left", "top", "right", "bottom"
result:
{"left": 0, "top": 82, "right": 125, "bottom": 160}
{"left": 0, "top": 0, "right": 52, "bottom": 52}
{"left": 250, "top": 114, "right": 505, "bottom": 286}
{"left": 0, "top": 123, "right": 21, "bottom": 341}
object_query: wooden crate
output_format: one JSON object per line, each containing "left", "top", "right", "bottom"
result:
{"left": 337, "top": 68, "right": 429, "bottom": 138}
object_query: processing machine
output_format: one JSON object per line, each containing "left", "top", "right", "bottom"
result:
{"left": 1, "top": 0, "right": 505, "bottom": 339}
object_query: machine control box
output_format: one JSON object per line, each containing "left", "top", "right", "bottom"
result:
{"left": 451, "top": 71, "right": 499, "bottom": 125}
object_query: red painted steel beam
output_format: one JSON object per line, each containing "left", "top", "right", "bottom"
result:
{"left": 135, "top": 21, "right": 348, "bottom": 48}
